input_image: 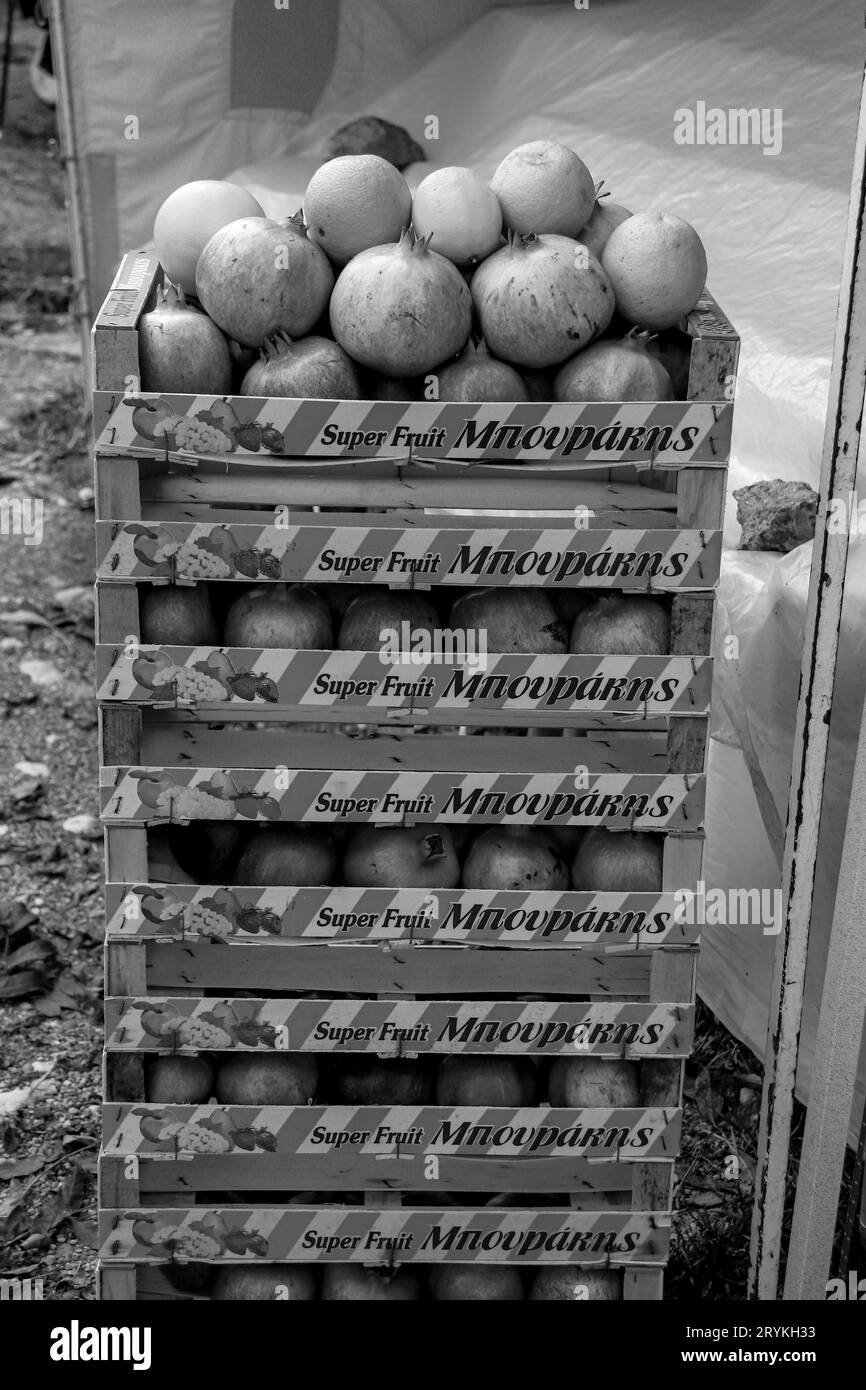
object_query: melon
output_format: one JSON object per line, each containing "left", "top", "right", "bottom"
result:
{"left": 411, "top": 166, "right": 503, "bottom": 265}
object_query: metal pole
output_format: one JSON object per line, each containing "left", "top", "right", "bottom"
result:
{"left": 749, "top": 56, "right": 866, "bottom": 1299}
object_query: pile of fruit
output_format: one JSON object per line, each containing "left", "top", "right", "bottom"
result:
{"left": 138, "top": 580, "right": 673, "bottom": 657}
{"left": 145, "top": 1050, "right": 648, "bottom": 1109}
{"left": 163, "top": 820, "right": 662, "bottom": 894}
{"left": 143, "top": 141, "right": 708, "bottom": 405}
{"left": 168, "top": 1260, "right": 625, "bottom": 1302}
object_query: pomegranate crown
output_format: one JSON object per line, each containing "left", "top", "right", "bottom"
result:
{"left": 399, "top": 226, "right": 434, "bottom": 255}
{"left": 260, "top": 330, "right": 295, "bottom": 361}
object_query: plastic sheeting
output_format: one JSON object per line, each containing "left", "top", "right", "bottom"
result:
{"left": 227, "top": 0, "right": 866, "bottom": 1125}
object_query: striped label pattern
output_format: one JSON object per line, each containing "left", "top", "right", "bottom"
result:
{"left": 105, "top": 884, "right": 697, "bottom": 948}
{"left": 100, "top": 767, "right": 704, "bottom": 828}
{"left": 95, "top": 520, "right": 721, "bottom": 590}
{"left": 94, "top": 390, "right": 731, "bottom": 464}
{"left": 97, "top": 644, "right": 712, "bottom": 715}
{"left": 103, "top": 1103, "right": 680, "bottom": 1162}
{"left": 98, "top": 1205, "right": 669, "bottom": 1265}
{"left": 103, "top": 997, "right": 693, "bottom": 1056}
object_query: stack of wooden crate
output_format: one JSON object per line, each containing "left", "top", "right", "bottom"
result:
{"left": 94, "top": 251, "right": 738, "bottom": 1300}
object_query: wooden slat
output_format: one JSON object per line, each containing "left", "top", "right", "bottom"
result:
{"left": 142, "top": 941, "right": 653, "bottom": 997}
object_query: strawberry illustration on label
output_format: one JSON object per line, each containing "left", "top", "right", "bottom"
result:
{"left": 259, "top": 423, "right": 285, "bottom": 454}
{"left": 235, "top": 793, "right": 262, "bottom": 819}
{"left": 229, "top": 671, "right": 259, "bottom": 701}
{"left": 255, "top": 676, "right": 280, "bottom": 703}
{"left": 259, "top": 795, "right": 280, "bottom": 820}
{"left": 232, "top": 548, "right": 260, "bottom": 579}
{"left": 234, "top": 420, "right": 263, "bottom": 452}
{"left": 257, "top": 549, "right": 283, "bottom": 579}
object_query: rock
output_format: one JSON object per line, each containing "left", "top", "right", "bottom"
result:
{"left": 734, "top": 479, "right": 818, "bottom": 552}
{"left": 18, "top": 657, "right": 63, "bottom": 688}
{"left": 0, "top": 637, "right": 24, "bottom": 653}
{"left": 15, "top": 760, "right": 49, "bottom": 780}
{"left": 62, "top": 814, "right": 102, "bottom": 840}
{"left": 325, "top": 116, "right": 425, "bottom": 170}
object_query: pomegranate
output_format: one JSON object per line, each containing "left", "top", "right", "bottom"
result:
{"left": 462, "top": 827, "right": 568, "bottom": 891}
{"left": 153, "top": 180, "right": 265, "bottom": 296}
{"left": 138, "top": 284, "right": 232, "bottom": 394}
{"left": 571, "top": 828, "right": 663, "bottom": 892}
{"left": 241, "top": 332, "right": 363, "bottom": 400}
{"left": 322, "top": 1266, "right": 422, "bottom": 1300}
{"left": 215, "top": 1053, "right": 318, "bottom": 1105}
{"left": 212, "top": 1265, "right": 316, "bottom": 1300}
{"left": 223, "top": 584, "right": 333, "bottom": 648}
{"left": 167, "top": 821, "right": 245, "bottom": 883}
{"left": 140, "top": 584, "right": 219, "bottom": 644}
{"left": 196, "top": 215, "right": 334, "bottom": 347}
{"left": 569, "top": 594, "right": 670, "bottom": 655}
{"left": 529, "top": 1267, "right": 622, "bottom": 1300}
{"left": 233, "top": 827, "right": 338, "bottom": 887}
{"left": 449, "top": 588, "right": 567, "bottom": 654}
{"left": 334, "top": 1057, "right": 433, "bottom": 1105}
{"left": 342, "top": 826, "right": 460, "bottom": 889}
{"left": 367, "top": 375, "right": 420, "bottom": 401}
{"left": 578, "top": 187, "right": 633, "bottom": 262}
{"left": 555, "top": 330, "right": 673, "bottom": 402}
{"left": 329, "top": 228, "right": 472, "bottom": 375}
{"left": 338, "top": 590, "right": 438, "bottom": 651}
{"left": 435, "top": 338, "right": 528, "bottom": 402}
{"left": 429, "top": 1266, "right": 524, "bottom": 1300}
{"left": 548, "top": 1056, "right": 640, "bottom": 1107}
{"left": 471, "top": 232, "right": 614, "bottom": 368}
{"left": 145, "top": 1054, "right": 214, "bottom": 1104}
{"left": 435, "top": 1055, "right": 538, "bottom": 1107}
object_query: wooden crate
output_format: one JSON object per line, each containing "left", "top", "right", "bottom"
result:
{"left": 97, "top": 1203, "right": 670, "bottom": 1301}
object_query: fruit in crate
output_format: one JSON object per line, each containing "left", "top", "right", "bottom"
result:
{"left": 240, "top": 332, "right": 363, "bottom": 400}
{"left": 429, "top": 1266, "right": 525, "bottom": 1300}
{"left": 472, "top": 232, "right": 614, "bottom": 368}
{"left": 321, "top": 1266, "right": 422, "bottom": 1300}
{"left": 223, "top": 584, "right": 333, "bottom": 648}
{"left": 342, "top": 826, "right": 460, "bottom": 889}
{"left": 303, "top": 154, "right": 412, "bottom": 265}
{"left": 215, "top": 1053, "right": 318, "bottom": 1105}
{"left": 461, "top": 827, "right": 569, "bottom": 891}
{"left": 571, "top": 828, "right": 662, "bottom": 891}
{"left": 212, "top": 1265, "right": 317, "bottom": 1301}
{"left": 490, "top": 141, "right": 595, "bottom": 238}
{"left": 139, "top": 584, "right": 219, "bottom": 645}
{"left": 367, "top": 374, "right": 419, "bottom": 401}
{"left": 330, "top": 228, "right": 472, "bottom": 376}
{"left": 554, "top": 330, "right": 674, "bottom": 402}
{"left": 152, "top": 180, "right": 265, "bottom": 295}
{"left": 167, "top": 821, "right": 246, "bottom": 882}
{"left": 233, "top": 827, "right": 338, "bottom": 887}
{"left": 337, "top": 589, "right": 439, "bottom": 651}
{"left": 448, "top": 588, "right": 567, "bottom": 654}
{"left": 529, "top": 1267, "right": 622, "bottom": 1300}
{"left": 145, "top": 1054, "right": 215, "bottom": 1104}
{"left": 334, "top": 1057, "right": 433, "bottom": 1105}
{"left": 578, "top": 187, "right": 633, "bottom": 261}
{"left": 434, "top": 337, "right": 528, "bottom": 402}
{"left": 195, "top": 214, "right": 334, "bottom": 347}
{"left": 138, "top": 284, "right": 232, "bottom": 395}
{"left": 548, "top": 1056, "right": 640, "bottom": 1107}
{"left": 435, "top": 1055, "right": 538, "bottom": 1107}
{"left": 602, "top": 212, "right": 707, "bottom": 331}
{"left": 569, "top": 594, "right": 671, "bottom": 655}
{"left": 411, "top": 166, "right": 502, "bottom": 265}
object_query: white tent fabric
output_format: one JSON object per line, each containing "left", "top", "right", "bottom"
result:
{"left": 59, "top": 0, "right": 866, "bottom": 1128}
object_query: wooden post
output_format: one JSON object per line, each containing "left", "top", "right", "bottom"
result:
{"left": 750, "top": 61, "right": 866, "bottom": 1300}
{"left": 782, "top": 688, "right": 866, "bottom": 1297}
